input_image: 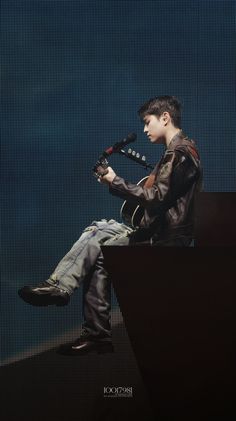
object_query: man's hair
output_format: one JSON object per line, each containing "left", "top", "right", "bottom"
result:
{"left": 138, "top": 95, "right": 182, "bottom": 128}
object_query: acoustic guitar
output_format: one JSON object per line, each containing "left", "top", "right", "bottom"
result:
{"left": 119, "top": 176, "right": 149, "bottom": 228}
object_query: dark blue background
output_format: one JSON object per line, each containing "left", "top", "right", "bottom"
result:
{"left": 2, "top": 0, "right": 235, "bottom": 364}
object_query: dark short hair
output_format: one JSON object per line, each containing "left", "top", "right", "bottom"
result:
{"left": 138, "top": 95, "right": 182, "bottom": 128}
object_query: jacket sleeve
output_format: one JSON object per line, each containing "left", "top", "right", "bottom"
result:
{"left": 109, "top": 149, "right": 199, "bottom": 213}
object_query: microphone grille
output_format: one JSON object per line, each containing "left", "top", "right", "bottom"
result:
{"left": 127, "top": 132, "right": 137, "bottom": 142}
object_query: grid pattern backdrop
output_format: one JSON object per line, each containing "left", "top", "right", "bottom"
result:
{"left": 1, "top": 0, "right": 235, "bottom": 364}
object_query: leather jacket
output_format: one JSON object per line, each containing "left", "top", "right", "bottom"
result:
{"left": 109, "top": 130, "right": 203, "bottom": 245}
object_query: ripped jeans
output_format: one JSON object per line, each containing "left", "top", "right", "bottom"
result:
{"left": 47, "top": 219, "right": 134, "bottom": 340}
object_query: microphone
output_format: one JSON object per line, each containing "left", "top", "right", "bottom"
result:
{"left": 102, "top": 132, "right": 137, "bottom": 157}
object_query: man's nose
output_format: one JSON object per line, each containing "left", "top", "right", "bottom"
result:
{"left": 144, "top": 126, "right": 148, "bottom": 133}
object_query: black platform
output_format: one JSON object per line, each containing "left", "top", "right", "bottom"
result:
{"left": 102, "top": 246, "right": 236, "bottom": 418}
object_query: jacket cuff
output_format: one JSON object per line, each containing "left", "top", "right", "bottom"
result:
{"left": 109, "top": 175, "right": 130, "bottom": 198}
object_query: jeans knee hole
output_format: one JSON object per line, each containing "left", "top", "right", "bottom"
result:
{"left": 83, "top": 226, "right": 97, "bottom": 233}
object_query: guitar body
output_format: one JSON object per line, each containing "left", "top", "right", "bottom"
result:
{"left": 120, "top": 176, "right": 149, "bottom": 228}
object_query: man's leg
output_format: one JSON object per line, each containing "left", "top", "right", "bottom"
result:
{"left": 81, "top": 253, "right": 112, "bottom": 341}
{"left": 81, "top": 225, "right": 133, "bottom": 342}
{"left": 18, "top": 219, "right": 133, "bottom": 308}
{"left": 47, "top": 219, "right": 133, "bottom": 293}
{"left": 56, "top": 221, "right": 133, "bottom": 355}
{"left": 50, "top": 221, "right": 133, "bottom": 355}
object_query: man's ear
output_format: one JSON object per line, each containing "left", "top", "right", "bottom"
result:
{"left": 161, "top": 111, "right": 170, "bottom": 126}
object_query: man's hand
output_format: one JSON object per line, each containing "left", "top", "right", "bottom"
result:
{"left": 99, "top": 166, "right": 116, "bottom": 185}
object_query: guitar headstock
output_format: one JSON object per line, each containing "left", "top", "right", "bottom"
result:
{"left": 93, "top": 156, "right": 109, "bottom": 179}
{"left": 127, "top": 148, "right": 147, "bottom": 165}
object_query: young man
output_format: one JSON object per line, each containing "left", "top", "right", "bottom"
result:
{"left": 18, "top": 95, "right": 203, "bottom": 355}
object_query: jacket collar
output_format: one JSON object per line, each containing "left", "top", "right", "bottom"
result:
{"left": 166, "top": 129, "right": 200, "bottom": 162}
{"left": 167, "top": 129, "right": 187, "bottom": 150}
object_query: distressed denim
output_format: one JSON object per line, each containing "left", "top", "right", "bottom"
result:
{"left": 46, "top": 219, "right": 191, "bottom": 339}
{"left": 46, "top": 219, "right": 133, "bottom": 339}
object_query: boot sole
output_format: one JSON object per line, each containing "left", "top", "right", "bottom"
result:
{"left": 57, "top": 342, "right": 114, "bottom": 356}
{"left": 18, "top": 289, "right": 68, "bottom": 307}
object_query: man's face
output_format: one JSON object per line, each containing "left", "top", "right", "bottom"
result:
{"left": 143, "top": 113, "right": 167, "bottom": 144}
